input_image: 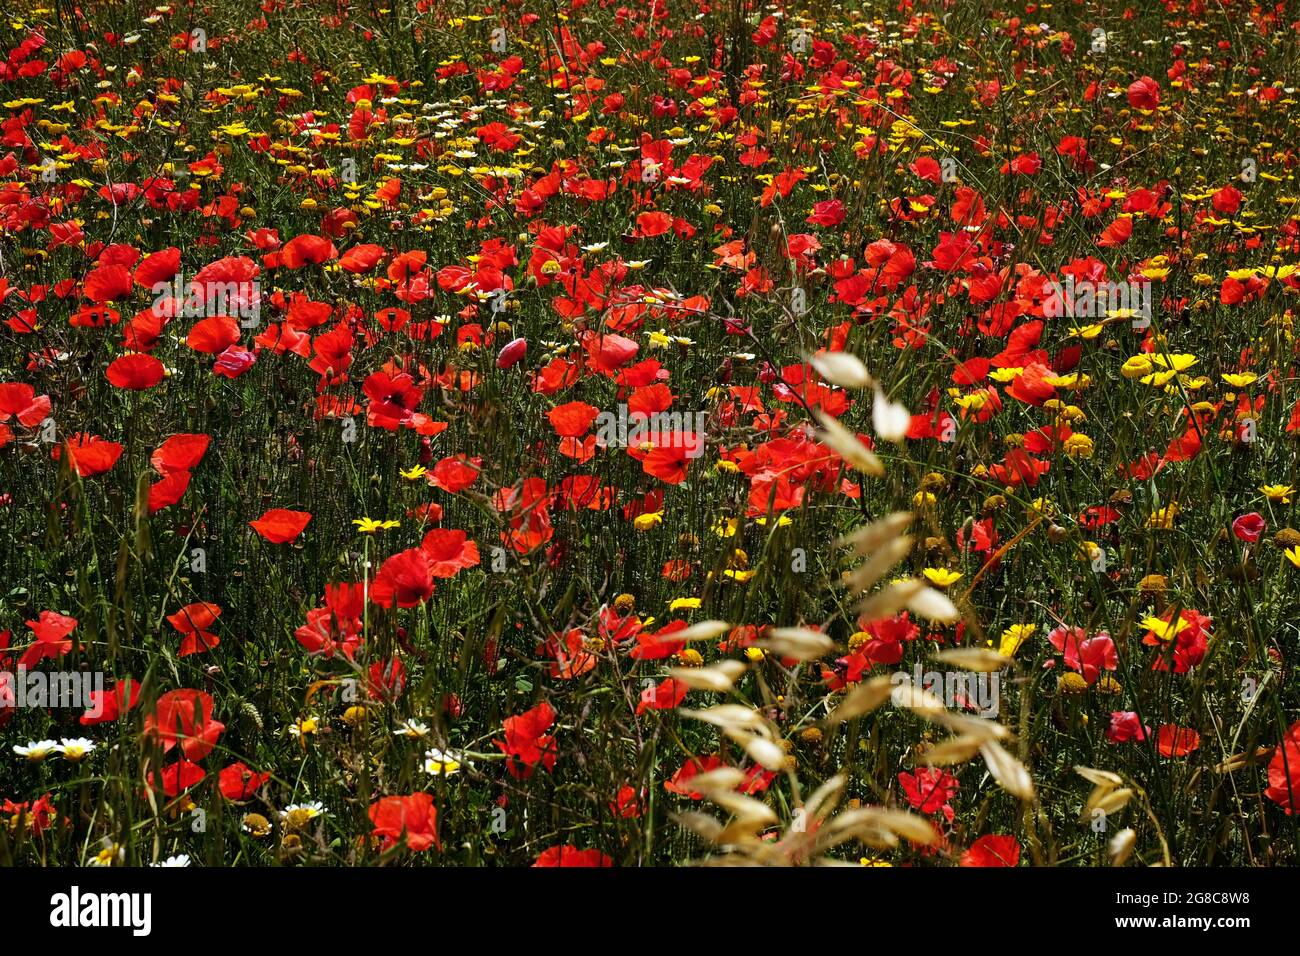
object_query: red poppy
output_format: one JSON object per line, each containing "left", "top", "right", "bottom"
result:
{"left": 279, "top": 233, "right": 338, "bottom": 268}
{"left": 167, "top": 602, "right": 221, "bottom": 656}
{"left": 496, "top": 336, "right": 527, "bottom": 368}
{"left": 81, "top": 678, "right": 141, "bottom": 725}
{"left": 249, "top": 508, "right": 312, "bottom": 543}
{"left": 0, "top": 382, "right": 51, "bottom": 426}
{"left": 1156, "top": 725, "right": 1200, "bottom": 758}
{"left": 21, "top": 611, "right": 79, "bottom": 667}
{"left": 83, "top": 262, "right": 134, "bottom": 302}
{"left": 496, "top": 701, "right": 558, "bottom": 776}
{"left": 546, "top": 400, "right": 600, "bottom": 438}
{"left": 57, "top": 434, "right": 123, "bottom": 477}
{"left": 1232, "top": 513, "right": 1265, "bottom": 543}
{"left": 664, "top": 754, "right": 725, "bottom": 799}
{"left": 133, "top": 247, "right": 181, "bottom": 288}
{"left": 1048, "top": 626, "right": 1117, "bottom": 685}
{"left": 899, "top": 767, "right": 959, "bottom": 820}
{"left": 636, "top": 677, "right": 687, "bottom": 714}
{"left": 143, "top": 689, "right": 225, "bottom": 761}
{"left": 186, "top": 315, "right": 241, "bottom": 353}
{"left": 427, "top": 454, "right": 482, "bottom": 493}
{"left": 420, "top": 529, "right": 480, "bottom": 577}
{"left": 106, "top": 353, "right": 165, "bottom": 390}
{"left": 219, "top": 762, "right": 270, "bottom": 801}
{"left": 339, "top": 243, "right": 386, "bottom": 274}
{"left": 533, "top": 846, "right": 613, "bottom": 867}
{"left": 1126, "top": 75, "right": 1161, "bottom": 110}
{"left": 1106, "top": 711, "right": 1149, "bottom": 744}
{"left": 156, "top": 759, "right": 206, "bottom": 797}
{"left": 960, "top": 834, "right": 1021, "bottom": 867}
{"left": 582, "top": 331, "right": 639, "bottom": 374}
{"left": 1265, "top": 721, "right": 1300, "bottom": 814}
{"left": 369, "top": 547, "right": 436, "bottom": 608}
{"left": 151, "top": 433, "right": 210, "bottom": 474}
{"left": 630, "top": 620, "right": 689, "bottom": 661}
{"left": 368, "top": 792, "right": 440, "bottom": 852}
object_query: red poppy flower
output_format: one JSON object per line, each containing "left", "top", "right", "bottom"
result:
{"left": 249, "top": 508, "right": 312, "bottom": 543}
{"left": 533, "top": 846, "right": 613, "bottom": 867}
{"left": 156, "top": 759, "right": 206, "bottom": 797}
{"left": 1048, "top": 626, "right": 1117, "bottom": 685}
{"left": 582, "top": 331, "right": 639, "bottom": 374}
{"left": 1126, "top": 75, "right": 1161, "bottom": 110}
{"left": 166, "top": 602, "right": 222, "bottom": 656}
{"left": 81, "top": 678, "right": 141, "bottom": 725}
{"left": 186, "top": 315, "right": 241, "bottom": 353}
{"left": 899, "top": 767, "right": 959, "bottom": 820}
{"left": 546, "top": 400, "right": 601, "bottom": 438}
{"left": 218, "top": 762, "right": 270, "bottom": 801}
{"left": 368, "top": 792, "right": 440, "bottom": 852}
{"left": 339, "top": 243, "right": 386, "bottom": 274}
{"left": 1106, "top": 711, "right": 1149, "bottom": 744}
{"left": 496, "top": 336, "right": 527, "bottom": 368}
{"left": 496, "top": 701, "right": 557, "bottom": 776}
{"left": 369, "top": 547, "right": 436, "bottom": 608}
{"left": 151, "top": 433, "right": 210, "bottom": 475}
{"left": 1265, "top": 721, "right": 1300, "bottom": 814}
{"left": 427, "top": 454, "right": 482, "bottom": 493}
{"left": 83, "top": 262, "right": 134, "bottom": 302}
{"left": 133, "top": 247, "right": 181, "bottom": 288}
{"left": 1232, "top": 512, "right": 1265, "bottom": 543}
{"left": 420, "top": 528, "right": 481, "bottom": 577}
{"left": 636, "top": 677, "right": 687, "bottom": 714}
{"left": 106, "top": 353, "right": 165, "bottom": 390}
{"left": 21, "top": 611, "right": 79, "bottom": 667}
{"left": 630, "top": 620, "right": 689, "bottom": 661}
{"left": 664, "top": 755, "right": 725, "bottom": 799}
{"left": 143, "top": 689, "right": 225, "bottom": 761}
{"left": 57, "top": 434, "right": 123, "bottom": 477}
{"left": 1156, "top": 725, "right": 1200, "bottom": 758}
{"left": 0, "top": 382, "right": 51, "bottom": 426}
{"left": 960, "top": 834, "right": 1021, "bottom": 867}
{"left": 279, "top": 233, "right": 338, "bottom": 268}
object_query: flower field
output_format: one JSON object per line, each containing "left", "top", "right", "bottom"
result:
{"left": 2, "top": 0, "right": 1300, "bottom": 868}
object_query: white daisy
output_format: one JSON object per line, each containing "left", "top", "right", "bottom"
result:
{"left": 14, "top": 740, "right": 58, "bottom": 762}
{"left": 423, "top": 748, "right": 463, "bottom": 776}
{"left": 394, "top": 719, "right": 431, "bottom": 739}
{"left": 280, "top": 802, "right": 327, "bottom": 830}
{"left": 56, "top": 738, "right": 96, "bottom": 762}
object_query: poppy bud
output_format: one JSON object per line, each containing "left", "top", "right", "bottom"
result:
{"left": 496, "top": 336, "right": 527, "bottom": 369}
{"left": 1232, "top": 512, "right": 1266, "bottom": 543}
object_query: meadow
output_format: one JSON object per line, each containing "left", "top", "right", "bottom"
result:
{"left": 1, "top": 0, "right": 1299, "bottom": 867}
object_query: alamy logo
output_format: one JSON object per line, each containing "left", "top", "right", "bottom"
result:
{"left": 593, "top": 404, "right": 707, "bottom": 458}
{"left": 1042, "top": 275, "right": 1151, "bottom": 327}
{"left": 151, "top": 273, "right": 261, "bottom": 326}
{"left": 891, "top": 664, "right": 1000, "bottom": 717}
{"left": 0, "top": 668, "right": 104, "bottom": 716}
{"left": 49, "top": 887, "right": 151, "bottom": 936}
